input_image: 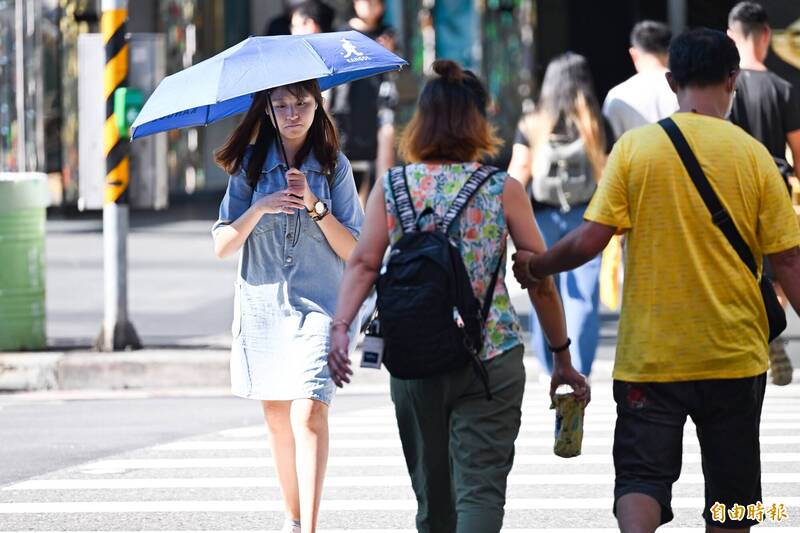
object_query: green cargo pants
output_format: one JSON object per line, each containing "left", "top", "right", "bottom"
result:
{"left": 390, "top": 344, "right": 526, "bottom": 533}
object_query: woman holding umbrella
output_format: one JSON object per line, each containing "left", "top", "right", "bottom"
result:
{"left": 212, "top": 80, "right": 363, "bottom": 533}
{"left": 129, "top": 30, "right": 404, "bottom": 533}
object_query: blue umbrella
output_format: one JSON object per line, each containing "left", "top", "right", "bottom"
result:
{"left": 130, "top": 30, "right": 407, "bottom": 141}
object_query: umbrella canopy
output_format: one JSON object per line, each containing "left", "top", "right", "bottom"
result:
{"left": 130, "top": 30, "right": 407, "bottom": 140}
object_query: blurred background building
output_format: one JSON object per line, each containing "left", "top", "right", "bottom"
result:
{"left": 0, "top": 0, "right": 797, "bottom": 209}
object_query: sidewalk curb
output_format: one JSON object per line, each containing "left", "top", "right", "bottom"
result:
{"left": 0, "top": 346, "right": 619, "bottom": 393}
{"left": 0, "top": 350, "right": 230, "bottom": 392}
{"left": 3, "top": 348, "right": 797, "bottom": 397}
{"left": 0, "top": 354, "right": 61, "bottom": 390}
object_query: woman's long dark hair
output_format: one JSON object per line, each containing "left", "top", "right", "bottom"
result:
{"left": 215, "top": 79, "right": 339, "bottom": 188}
{"left": 522, "top": 52, "right": 606, "bottom": 180}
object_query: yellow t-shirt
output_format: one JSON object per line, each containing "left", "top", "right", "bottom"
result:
{"left": 585, "top": 112, "right": 800, "bottom": 382}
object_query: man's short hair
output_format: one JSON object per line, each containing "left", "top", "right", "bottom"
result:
{"left": 292, "top": 0, "right": 335, "bottom": 33}
{"left": 630, "top": 20, "right": 672, "bottom": 55}
{"left": 668, "top": 28, "right": 740, "bottom": 88}
{"left": 728, "top": 1, "right": 769, "bottom": 38}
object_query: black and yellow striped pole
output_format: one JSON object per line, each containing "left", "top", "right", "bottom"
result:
{"left": 102, "top": 0, "right": 129, "bottom": 205}
{"left": 96, "top": 0, "right": 141, "bottom": 351}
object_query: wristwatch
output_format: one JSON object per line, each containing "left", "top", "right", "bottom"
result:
{"left": 309, "top": 200, "right": 329, "bottom": 221}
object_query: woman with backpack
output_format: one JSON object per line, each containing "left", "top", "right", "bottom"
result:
{"left": 507, "top": 52, "right": 613, "bottom": 378}
{"left": 326, "top": 60, "right": 589, "bottom": 533}
{"left": 212, "top": 80, "right": 364, "bottom": 533}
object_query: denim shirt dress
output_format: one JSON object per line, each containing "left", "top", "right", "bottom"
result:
{"left": 213, "top": 143, "right": 364, "bottom": 404}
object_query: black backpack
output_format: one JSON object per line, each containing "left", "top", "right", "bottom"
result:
{"left": 377, "top": 164, "right": 504, "bottom": 399}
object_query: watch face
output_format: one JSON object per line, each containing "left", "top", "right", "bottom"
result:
{"left": 314, "top": 201, "right": 326, "bottom": 215}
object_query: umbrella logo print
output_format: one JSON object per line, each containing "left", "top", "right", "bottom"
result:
{"left": 342, "top": 38, "right": 370, "bottom": 64}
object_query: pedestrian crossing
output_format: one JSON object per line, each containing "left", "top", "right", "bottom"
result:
{"left": 1, "top": 381, "right": 799, "bottom": 531}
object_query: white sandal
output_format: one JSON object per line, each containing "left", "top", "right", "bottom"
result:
{"left": 280, "top": 519, "right": 301, "bottom": 533}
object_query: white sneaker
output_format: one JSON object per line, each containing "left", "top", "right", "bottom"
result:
{"left": 281, "top": 519, "right": 301, "bottom": 533}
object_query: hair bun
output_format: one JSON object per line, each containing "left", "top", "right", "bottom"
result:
{"left": 432, "top": 59, "right": 465, "bottom": 82}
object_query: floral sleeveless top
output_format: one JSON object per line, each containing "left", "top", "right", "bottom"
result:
{"left": 383, "top": 162, "right": 523, "bottom": 361}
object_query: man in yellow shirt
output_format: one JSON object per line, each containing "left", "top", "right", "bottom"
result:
{"left": 513, "top": 29, "right": 800, "bottom": 533}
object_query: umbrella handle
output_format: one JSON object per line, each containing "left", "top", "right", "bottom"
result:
{"left": 266, "top": 90, "right": 291, "bottom": 169}
{"left": 267, "top": 89, "right": 304, "bottom": 219}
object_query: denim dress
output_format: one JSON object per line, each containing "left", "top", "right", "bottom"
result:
{"left": 213, "top": 144, "right": 364, "bottom": 404}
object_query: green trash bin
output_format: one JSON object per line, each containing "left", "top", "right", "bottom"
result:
{"left": 0, "top": 173, "right": 49, "bottom": 351}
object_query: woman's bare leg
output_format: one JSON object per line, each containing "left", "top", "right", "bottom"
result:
{"left": 290, "top": 399, "right": 330, "bottom": 533}
{"left": 261, "top": 400, "right": 300, "bottom": 523}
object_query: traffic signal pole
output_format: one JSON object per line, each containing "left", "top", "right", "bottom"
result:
{"left": 96, "top": 0, "right": 141, "bottom": 351}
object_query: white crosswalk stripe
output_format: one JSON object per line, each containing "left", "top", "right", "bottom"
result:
{"left": 4, "top": 530, "right": 800, "bottom": 533}
{"left": 2, "top": 381, "right": 798, "bottom": 531}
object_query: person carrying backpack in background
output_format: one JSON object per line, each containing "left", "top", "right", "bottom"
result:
{"left": 326, "top": 60, "right": 589, "bottom": 533}
{"left": 507, "top": 52, "right": 613, "bottom": 378}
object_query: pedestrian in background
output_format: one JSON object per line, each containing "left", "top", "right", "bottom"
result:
{"left": 599, "top": 21, "right": 679, "bottom": 319}
{"left": 212, "top": 80, "right": 364, "bottom": 533}
{"left": 727, "top": 0, "right": 800, "bottom": 385}
{"left": 327, "top": 60, "right": 589, "bottom": 533}
{"left": 507, "top": 52, "right": 611, "bottom": 377}
{"left": 513, "top": 28, "right": 800, "bottom": 532}
{"left": 264, "top": 0, "right": 307, "bottom": 36}
{"left": 331, "top": 0, "right": 398, "bottom": 206}
{"left": 289, "top": 0, "right": 335, "bottom": 36}
{"left": 603, "top": 20, "right": 678, "bottom": 141}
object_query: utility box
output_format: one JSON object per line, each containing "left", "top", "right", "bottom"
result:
{"left": 78, "top": 33, "right": 167, "bottom": 210}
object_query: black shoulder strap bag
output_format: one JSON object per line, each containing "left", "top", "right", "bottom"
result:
{"left": 659, "top": 117, "right": 786, "bottom": 342}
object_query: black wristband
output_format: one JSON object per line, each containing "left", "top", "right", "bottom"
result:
{"left": 548, "top": 338, "right": 571, "bottom": 353}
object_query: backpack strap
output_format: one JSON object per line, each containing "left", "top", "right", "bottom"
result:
{"left": 471, "top": 240, "right": 506, "bottom": 402}
{"left": 441, "top": 165, "right": 501, "bottom": 232}
{"left": 481, "top": 241, "right": 506, "bottom": 323}
{"left": 388, "top": 165, "right": 416, "bottom": 234}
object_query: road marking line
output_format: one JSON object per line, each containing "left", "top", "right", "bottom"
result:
{"left": 220, "top": 421, "right": 800, "bottom": 437}
{"left": 6, "top": 472, "right": 800, "bottom": 491}
{"left": 337, "top": 404, "right": 799, "bottom": 416}
{"left": 77, "top": 452, "right": 800, "bottom": 471}
{"left": 4, "top": 530, "right": 800, "bottom": 533}
{"left": 153, "top": 434, "right": 800, "bottom": 451}
{"left": 1, "top": 497, "right": 799, "bottom": 513}
{"left": 326, "top": 414, "right": 800, "bottom": 426}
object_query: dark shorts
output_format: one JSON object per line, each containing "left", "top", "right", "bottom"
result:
{"left": 612, "top": 374, "right": 766, "bottom": 528}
